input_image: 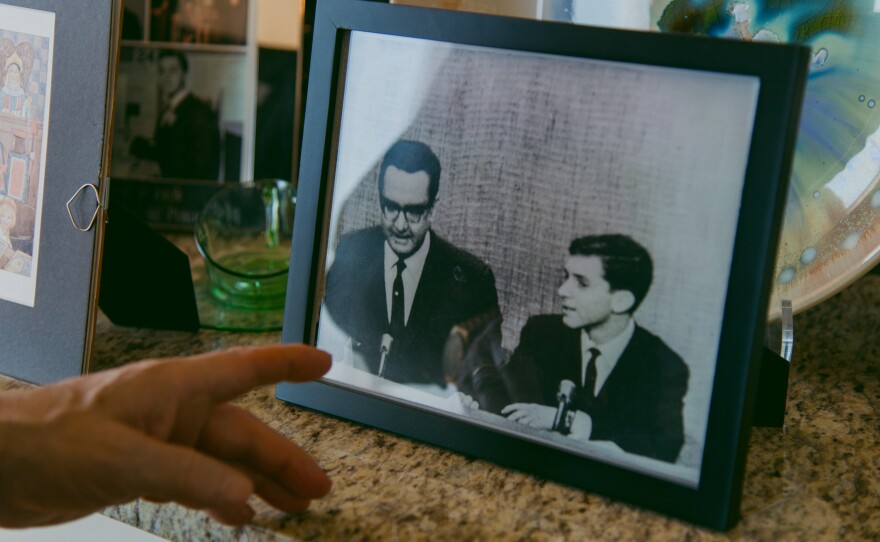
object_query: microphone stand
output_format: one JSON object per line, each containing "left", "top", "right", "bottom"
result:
{"left": 552, "top": 379, "right": 577, "bottom": 435}
{"left": 378, "top": 333, "right": 393, "bottom": 378}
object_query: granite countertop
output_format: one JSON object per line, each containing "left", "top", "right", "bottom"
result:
{"left": 3, "top": 269, "right": 879, "bottom": 540}
{"left": 101, "top": 268, "right": 880, "bottom": 540}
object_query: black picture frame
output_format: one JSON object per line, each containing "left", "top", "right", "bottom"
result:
{"left": 279, "top": 0, "right": 809, "bottom": 530}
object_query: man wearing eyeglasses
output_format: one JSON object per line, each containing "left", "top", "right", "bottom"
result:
{"left": 323, "top": 140, "right": 499, "bottom": 390}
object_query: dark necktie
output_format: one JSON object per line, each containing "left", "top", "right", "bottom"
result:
{"left": 390, "top": 258, "right": 406, "bottom": 337}
{"left": 582, "top": 347, "right": 601, "bottom": 401}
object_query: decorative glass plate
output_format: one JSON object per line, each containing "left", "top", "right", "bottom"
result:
{"left": 651, "top": 0, "right": 880, "bottom": 319}
{"left": 395, "top": 0, "right": 880, "bottom": 318}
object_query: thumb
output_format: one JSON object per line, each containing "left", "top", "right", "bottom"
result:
{"left": 130, "top": 435, "right": 257, "bottom": 524}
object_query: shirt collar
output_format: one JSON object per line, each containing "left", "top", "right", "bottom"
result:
{"left": 581, "top": 317, "right": 635, "bottom": 373}
{"left": 166, "top": 88, "right": 189, "bottom": 111}
{"left": 384, "top": 231, "right": 431, "bottom": 275}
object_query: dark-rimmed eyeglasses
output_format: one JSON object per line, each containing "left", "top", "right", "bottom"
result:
{"left": 380, "top": 197, "right": 432, "bottom": 223}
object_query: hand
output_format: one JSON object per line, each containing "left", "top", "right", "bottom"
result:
{"left": 501, "top": 403, "right": 556, "bottom": 430}
{"left": 0, "top": 344, "right": 332, "bottom": 528}
{"left": 568, "top": 410, "right": 594, "bottom": 442}
{"left": 450, "top": 391, "right": 480, "bottom": 411}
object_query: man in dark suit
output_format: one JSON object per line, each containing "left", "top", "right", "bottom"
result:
{"left": 502, "top": 234, "right": 689, "bottom": 463}
{"left": 323, "top": 140, "right": 499, "bottom": 387}
{"left": 130, "top": 50, "right": 220, "bottom": 180}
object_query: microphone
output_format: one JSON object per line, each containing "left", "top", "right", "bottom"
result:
{"left": 552, "top": 379, "right": 577, "bottom": 434}
{"left": 378, "top": 333, "right": 393, "bottom": 378}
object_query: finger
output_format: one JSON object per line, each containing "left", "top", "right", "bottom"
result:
{"left": 225, "top": 462, "right": 314, "bottom": 515}
{"left": 500, "top": 403, "right": 524, "bottom": 415}
{"left": 204, "top": 506, "right": 257, "bottom": 526}
{"left": 122, "top": 425, "right": 258, "bottom": 523}
{"left": 197, "top": 405, "right": 332, "bottom": 501}
{"left": 508, "top": 411, "right": 528, "bottom": 423}
{"left": 166, "top": 344, "right": 332, "bottom": 403}
{"left": 202, "top": 503, "right": 256, "bottom": 526}
{"left": 253, "top": 474, "right": 314, "bottom": 514}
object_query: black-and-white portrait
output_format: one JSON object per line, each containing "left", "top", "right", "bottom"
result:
{"left": 111, "top": 46, "right": 251, "bottom": 182}
{"left": 316, "top": 31, "right": 759, "bottom": 485}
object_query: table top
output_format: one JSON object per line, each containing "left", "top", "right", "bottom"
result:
{"left": 3, "top": 271, "right": 879, "bottom": 540}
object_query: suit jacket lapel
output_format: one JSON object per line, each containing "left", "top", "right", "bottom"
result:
{"left": 405, "top": 233, "right": 441, "bottom": 336}
{"left": 596, "top": 325, "right": 643, "bottom": 405}
{"left": 359, "top": 228, "right": 390, "bottom": 339}
{"left": 543, "top": 321, "right": 583, "bottom": 403}
{"left": 562, "top": 325, "right": 583, "bottom": 387}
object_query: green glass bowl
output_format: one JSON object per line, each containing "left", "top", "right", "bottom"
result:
{"left": 195, "top": 180, "right": 295, "bottom": 312}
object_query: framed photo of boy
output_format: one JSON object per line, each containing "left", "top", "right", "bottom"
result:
{"left": 110, "top": 46, "right": 250, "bottom": 183}
{"left": 108, "top": 0, "right": 258, "bottom": 232}
{"left": 280, "top": 0, "right": 809, "bottom": 529}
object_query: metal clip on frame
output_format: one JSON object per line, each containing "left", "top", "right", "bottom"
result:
{"left": 66, "top": 184, "right": 103, "bottom": 232}
{"left": 779, "top": 299, "right": 794, "bottom": 362}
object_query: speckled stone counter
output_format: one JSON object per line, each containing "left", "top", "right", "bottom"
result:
{"left": 4, "top": 271, "right": 880, "bottom": 540}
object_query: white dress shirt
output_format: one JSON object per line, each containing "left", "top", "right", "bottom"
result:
{"left": 160, "top": 87, "right": 189, "bottom": 126}
{"left": 580, "top": 318, "right": 635, "bottom": 396}
{"left": 384, "top": 232, "right": 431, "bottom": 326}
{"left": 570, "top": 318, "right": 636, "bottom": 443}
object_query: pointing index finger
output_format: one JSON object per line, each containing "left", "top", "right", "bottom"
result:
{"left": 170, "top": 344, "right": 331, "bottom": 403}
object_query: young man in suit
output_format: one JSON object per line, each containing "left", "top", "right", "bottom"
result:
{"left": 130, "top": 50, "right": 220, "bottom": 180}
{"left": 323, "top": 140, "right": 499, "bottom": 388}
{"left": 502, "top": 234, "right": 689, "bottom": 463}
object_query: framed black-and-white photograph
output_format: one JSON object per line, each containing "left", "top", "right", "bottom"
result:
{"left": 110, "top": 0, "right": 257, "bottom": 231}
{"left": 280, "top": 0, "right": 809, "bottom": 529}
{"left": 111, "top": 46, "right": 251, "bottom": 183}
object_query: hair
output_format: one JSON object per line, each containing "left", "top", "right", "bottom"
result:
{"left": 569, "top": 234, "right": 653, "bottom": 312}
{"left": 158, "top": 50, "right": 189, "bottom": 74}
{"left": 378, "top": 140, "right": 442, "bottom": 206}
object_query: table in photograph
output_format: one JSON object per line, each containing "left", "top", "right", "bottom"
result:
{"left": 2, "top": 264, "right": 878, "bottom": 541}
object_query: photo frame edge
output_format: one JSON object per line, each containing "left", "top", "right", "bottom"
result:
{"left": 280, "top": 0, "right": 811, "bottom": 530}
